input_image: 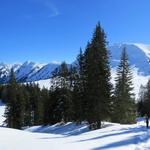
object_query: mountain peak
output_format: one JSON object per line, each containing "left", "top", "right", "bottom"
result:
{"left": 109, "top": 43, "right": 150, "bottom": 75}
{"left": 133, "top": 43, "right": 150, "bottom": 58}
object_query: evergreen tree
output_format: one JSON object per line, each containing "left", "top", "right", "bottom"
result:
{"left": 112, "top": 48, "right": 136, "bottom": 124}
{"left": 84, "top": 23, "right": 112, "bottom": 129}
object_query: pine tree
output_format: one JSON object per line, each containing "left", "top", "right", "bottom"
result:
{"left": 112, "top": 47, "right": 136, "bottom": 124}
{"left": 84, "top": 23, "right": 112, "bottom": 129}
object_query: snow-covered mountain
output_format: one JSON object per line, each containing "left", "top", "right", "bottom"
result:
{"left": 15, "top": 61, "right": 44, "bottom": 82}
{"left": 27, "top": 63, "right": 59, "bottom": 82}
{"left": 109, "top": 43, "right": 150, "bottom": 75}
{"left": 0, "top": 61, "right": 59, "bottom": 83}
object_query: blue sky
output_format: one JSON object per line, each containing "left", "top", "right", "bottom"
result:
{"left": 0, "top": 0, "right": 150, "bottom": 63}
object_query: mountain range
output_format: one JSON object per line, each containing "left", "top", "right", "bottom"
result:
{"left": 0, "top": 43, "right": 150, "bottom": 84}
{"left": 0, "top": 61, "right": 59, "bottom": 83}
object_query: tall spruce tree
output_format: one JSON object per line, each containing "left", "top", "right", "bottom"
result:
{"left": 112, "top": 47, "right": 136, "bottom": 124}
{"left": 84, "top": 23, "right": 112, "bottom": 129}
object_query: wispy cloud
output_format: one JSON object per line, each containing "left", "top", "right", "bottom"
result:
{"left": 25, "top": 0, "right": 60, "bottom": 19}
{"left": 45, "top": 1, "right": 60, "bottom": 18}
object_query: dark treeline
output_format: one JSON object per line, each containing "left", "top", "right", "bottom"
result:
{"left": 138, "top": 81, "right": 150, "bottom": 122}
{"left": 1, "top": 69, "right": 49, "bottom": 128}
{"left": 0, "top": 23, "right": 137, "bottom": 130}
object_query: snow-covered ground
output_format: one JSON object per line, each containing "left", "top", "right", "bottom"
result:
{"left": 0, "top": 119, "right": 150, "bottom": 150}
{"left": 0, "top": 101, "right": 5, "bottom": 126}
{"left": 34, "top": 79, "right": 51, "bottom": 89}
{"left": 0, "top": 103, "right": 150, "bottom": 150}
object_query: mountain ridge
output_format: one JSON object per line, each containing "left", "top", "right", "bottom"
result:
{"left": 0, "top": 61, "right": 59, "bottom": 83}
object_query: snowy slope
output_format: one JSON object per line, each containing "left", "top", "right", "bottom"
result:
{"left": 34, "top": 79, "right": 51, "bottom": 89}
{"left": 134, "top": 43, "right": 150, "bottom": 58}
{"left": 24, "top": 121, "right": 150, "bottom": 150}
{"left": 27, "top": 63, "right": 58, "bottom": 82}
{"left": 0, "top": 118, "right": 150, "bottom": 150}
{"left": 15, "top": 61, "right": 43, "bottom": 82}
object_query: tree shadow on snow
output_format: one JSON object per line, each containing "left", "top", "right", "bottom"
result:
{"left": 90, "top": 126, "right": 150, "bottom": 150}
{"left": 31, "top": 122, "right": 89, "bottom": 137}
